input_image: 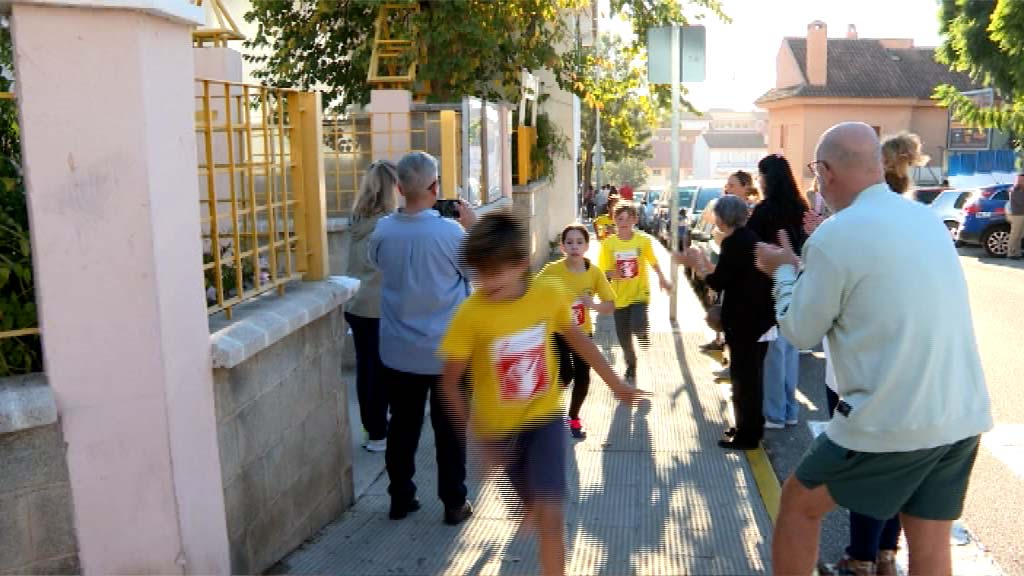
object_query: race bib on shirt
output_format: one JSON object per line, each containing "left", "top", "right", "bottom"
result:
{"left": 615, "top": 250, "right": 639, "bottom": 279}
{"left": 491, "top": 323, "right": 550, "bottom": 402}
{"left": 571, "top": 299, "right": 587, "bottom": 326}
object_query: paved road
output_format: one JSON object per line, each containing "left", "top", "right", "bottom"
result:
{"left": 757, "top": 245, "right": 1024, "bottom": 573}
{"left": 954, "top": 246, "right": 1024, "bottom": 575}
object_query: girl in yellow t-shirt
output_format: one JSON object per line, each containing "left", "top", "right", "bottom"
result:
{"left": 538, "top": 224, "right": 616, "bottom": 439}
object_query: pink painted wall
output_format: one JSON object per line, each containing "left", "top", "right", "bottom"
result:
{"left": 12, "top": 5, "right": 229, "bottom": 573}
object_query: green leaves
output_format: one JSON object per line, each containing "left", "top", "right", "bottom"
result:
{"left": 935, "top": 0, "right": 1024, "bottom": 138}
{"left": 244, "top": 0, "right": 723, "bottom": 112}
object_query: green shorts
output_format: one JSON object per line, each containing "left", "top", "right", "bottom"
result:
{"left": 795, "top": 433, "right": 981, "bottom": 521}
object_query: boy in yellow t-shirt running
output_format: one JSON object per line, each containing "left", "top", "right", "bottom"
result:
{"left": 438, "top": 211, "right": 646, "bottom": 576}
{"left": 592, "top": 195, "right": 619, "bottom": 241}
{"left": 599, "top": 204, "right": 671, "bottom": 382}
{"left": 538, "top": 224, "right": 616, "bottom": 440}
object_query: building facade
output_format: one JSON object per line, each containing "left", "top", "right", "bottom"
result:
{"left": 756, "top": 22, "right": 975, "bottom": 189}
{"left": 692, "top": 131, "right": 767, "bottom": 179}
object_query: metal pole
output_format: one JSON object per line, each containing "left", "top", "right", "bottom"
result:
{"left": 669, "top": 26, "right": 681, "bottom": 321}
{"left": 595, "top": 107, "right": 603, "bottom": 192}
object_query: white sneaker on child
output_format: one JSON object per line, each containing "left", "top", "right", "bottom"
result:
{"left": 363, "top": 439, "right": 387, "bottom": 453}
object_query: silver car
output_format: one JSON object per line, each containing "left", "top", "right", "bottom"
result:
{"left": 930, "top": 189, "right": 972, "bottom": 240}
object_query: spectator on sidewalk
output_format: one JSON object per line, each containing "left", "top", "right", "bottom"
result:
{"left": 675, "top": 195, "right": 775, "bottom": 450}
{"left": 368, "top": 151, "right": 476, "bottom": 525}
{"left": 1007, "top": 173, "right": 1024, "bottom": 260}
{"left": 756, "top": 122, "right": 993, "bottom": 576}
{"left": 345, "top": 160, "right": 399, "bottom": 453}
{"left": 751, "top": 154, "right": 809, "bottom": 430}
{"left": 596, "top": 185, "right": 609, "bottom": 218}
{"left": 619, "top": 182, "right": 634, "bottom": 201}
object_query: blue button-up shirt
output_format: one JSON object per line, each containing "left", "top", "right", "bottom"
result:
{"left": 368, "top": 210, "right": 471, "bottom": 375}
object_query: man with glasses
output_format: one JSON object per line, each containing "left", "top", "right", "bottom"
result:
{"left": 757, "top": 122, "right": 992, "bottom": 575}
{"left": 369, "top": 151, "right": 477, "bottom": 525}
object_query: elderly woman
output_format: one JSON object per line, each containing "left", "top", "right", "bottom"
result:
{"left": 675, "top": 195, "right": 776, "bottom": 449}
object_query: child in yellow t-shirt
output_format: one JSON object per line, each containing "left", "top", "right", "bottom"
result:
{"left": 592, "top": 195, "right": 619, "bottom": 241}
{"left": 538, "top": 224, "right": 616, "bottom": 440}
{"left": 599, "top": 204, "right": 671, "bottom": 382}
{"left": 439, "top": 211, "right": 645, "bottom": 576}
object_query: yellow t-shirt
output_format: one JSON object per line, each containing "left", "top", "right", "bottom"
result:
{"left": 599, "top": 231, "right": 656, "bottom": 308}
{"left": 537, "top": 258, "right": 615, "bottom": 335}
{"left": 439, "top": 278, "right": 573, "bottom": 437}
{"left": 593, "top": 214, "right": 616, "bottom": 240}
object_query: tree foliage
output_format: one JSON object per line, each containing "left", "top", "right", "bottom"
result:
{"left": 244, "top": 0, "right": 727, "bottom": 189}
{"left": 935, "top": 0, "right": 1024, "bottom": 135}
{"left": 603, "top": 157, "right": 649, "bottom": 188}
{"left": 245, "top": 0, "right": 725, "bottom": 109}
{"left": 245, "top": 0, "right": 583, "bottom": 109}
{"left": 0, "top": 20, "right": 42, "bottom": 376}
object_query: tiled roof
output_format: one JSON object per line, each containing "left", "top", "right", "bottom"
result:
{"left": 756, "top": 38, "right": 976, "bottom": 104}
{"left": 701, "top": 131, "right": 766, "bottom": 149}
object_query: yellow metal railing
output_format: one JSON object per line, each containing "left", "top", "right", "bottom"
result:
{"left": 0, "top": 91, "right": 40, "bottom": 347}
{"left": 321, "top": 107, "right": 462, "bottom": 217}
{"left": 367, "top": 3, "right": 421, "bottom": 93}
{"left": 195, "top": 79, "right": 327, "bottom": 318}
{"left": 192, "top": 0, "right": 246, "bottom": 48}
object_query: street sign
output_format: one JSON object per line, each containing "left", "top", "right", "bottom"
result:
{"left": 647, "top": 26, "right": 706, "bottom": 84}
{"left": 947, "top": 88, "right": 993, "bottom": 151}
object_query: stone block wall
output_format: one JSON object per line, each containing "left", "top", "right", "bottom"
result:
{"left": 513, "top": 180, "right": 555, "bottom": 271}
{"left": 327, "top": 219, "right": 356, "bottom": 371}
{"left": 211, "top": 287, "right": 355, "bottom": 574}
{"left": 0, "top": 375, "right": 79, "bottom": 575}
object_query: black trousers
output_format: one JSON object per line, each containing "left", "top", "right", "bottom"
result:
{"left": 553, "top": 333, "right": 592, "bottom": 420}
{"left": 344, "top": 313, "right": 389, "bottom": 441}
{"left": 383, "top": 366, "right": 467, "bottom": 509}
{"left": 613, "top": 302, "right": 650, "bottom": 370}
{"left": 727, "top": 338, "right": 768, "bottom": 444}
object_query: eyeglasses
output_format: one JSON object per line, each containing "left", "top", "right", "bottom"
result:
{"left": 807, "top": 160, "right": 831, "bottom": 178}
{"left": 427, "top": 179, "right": 439, "bottom": 194}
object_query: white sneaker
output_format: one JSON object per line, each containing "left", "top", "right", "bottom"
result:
{"left": 785, "top": 419, "right": 799, "bottom": 426}
{"left": 764, "top": 420, "right": 785, "bottom": 430}
{"left": 363, "top": 439, "right": 387, "bottom": 453}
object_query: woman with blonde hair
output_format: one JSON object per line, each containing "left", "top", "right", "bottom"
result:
{"left": 882, "top": 132, "right": 929, "bottom": 197}
{"left": 345, "top": 160, "right": 400, "bottom": 452}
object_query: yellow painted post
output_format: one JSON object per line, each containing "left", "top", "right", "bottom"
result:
{"left": 290, "top": 91, "right": 330, "bottom": 281}
{"left": 440, "top": 110, "right": 458, "bottom": 199}
{"left": 517, "top": 126, "right": 536, "bottom": 185}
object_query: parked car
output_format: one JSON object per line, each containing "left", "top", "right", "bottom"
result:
{"left": 654, "top": 185, "right": 698, "bottom": 247}
{"left": 635, "top": 188, "right": 662, "bottom": 233}
{"left": 956, "top": 184, "right": 1024, "bottom": 256}
{"left": 911, "top": 186, "right": 948, "bottom": 205}
{"left": 686, "top": 210, "right": 722, "bottom": 300}
{"left": 654, "top": 181, "right": 724, "bottom": 249}
{"left": 929, "top": 189, "right": 972, "bottom": 240}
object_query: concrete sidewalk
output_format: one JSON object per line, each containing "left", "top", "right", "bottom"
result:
{"left": 273, "top": 242, "right": 774, "bottom": 575}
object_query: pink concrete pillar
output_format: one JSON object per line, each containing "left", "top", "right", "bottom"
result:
{"left": 370, "top": 89, "right": 411, "bottom": 163}
{"left": 11, "top": 2, "right": 230, "bottom": 573}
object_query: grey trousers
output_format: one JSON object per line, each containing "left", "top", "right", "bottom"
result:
{"left": 613, "top": 302, "right": 650, "bottom": 369}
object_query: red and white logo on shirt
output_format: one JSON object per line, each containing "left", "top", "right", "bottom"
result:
{"left": 571, "top": 299, "right": 587, "bottom": 326}
{"left": 491, "top": 323, "right": 550, "bottom": 401}
{"left": 615, "top": 249, "right": 639, "bottom": 279}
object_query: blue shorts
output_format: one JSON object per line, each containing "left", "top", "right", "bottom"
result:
{"left": 489, "top": 417, "right": 566, "bottom": 503}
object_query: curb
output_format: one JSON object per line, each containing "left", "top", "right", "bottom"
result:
{"left": 746, "top": 445, "right": 781, "bottom": 524}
